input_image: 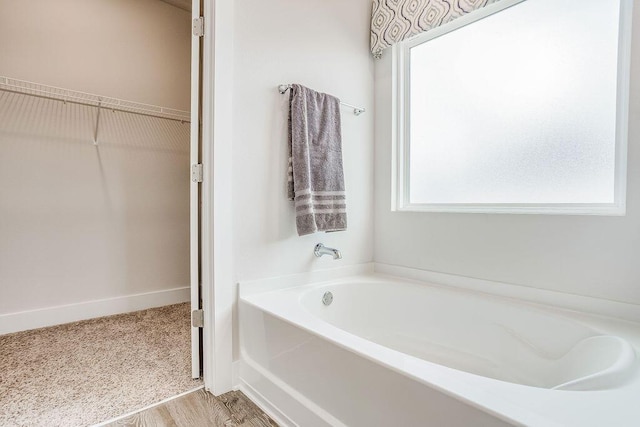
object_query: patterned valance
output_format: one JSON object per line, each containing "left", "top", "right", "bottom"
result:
{"left": 371, "top": 0, "right": 501, "bottom": 58}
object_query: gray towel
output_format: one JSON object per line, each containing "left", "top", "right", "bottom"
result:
{"left": 287, "top": 84, "right": 347, "bottom": 236}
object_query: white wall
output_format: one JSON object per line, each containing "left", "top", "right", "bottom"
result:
{"left": 230, "top": 0, "right": 374, "bottom": 359}
{"left": 374, "top": 5, "right": 640, "bottom": 306}
{"left": 232, "top": 0, "right": 375, "bottom": 284}
{"left": 0, "top": 0, "right": 191, "bottom": 111}
{"left": 0, "top": 0, "right": 191, "bottom": 323}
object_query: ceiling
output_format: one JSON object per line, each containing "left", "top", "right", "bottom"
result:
{"left": 158, "top": 0, "right": 191, "bottom": 12}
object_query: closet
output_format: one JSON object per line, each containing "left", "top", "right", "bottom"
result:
{"left": 0, "top": 0, "right": 198, "bottom": 424}
{"left": 0, "top": 0, "right": 202, "bottom": 426}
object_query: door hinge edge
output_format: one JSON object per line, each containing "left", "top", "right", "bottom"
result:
{"left": 192, "top": 309, "right": 204, "bottom": 328}
{"left": 192, "top": 17, "right": 204, "bottom": 37}
{"left": 191, "top": 163, "right": 203, "bottom": 183}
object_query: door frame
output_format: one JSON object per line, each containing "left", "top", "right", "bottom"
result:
{"left": 201, "top": 0, "right": 234, "bottom": 395}
{"left": 190, "top": 0, "right": 203, "bottom": 381}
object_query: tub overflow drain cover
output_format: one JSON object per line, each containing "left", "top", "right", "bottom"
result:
{"left": 322, "top": 291, "right": 333, "bottom": 306}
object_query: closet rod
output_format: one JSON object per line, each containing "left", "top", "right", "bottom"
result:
{"left": 0, "top": 87, "right": 190, "bottom": 123}
{"left": 278, "top": 84, "right": 365, "bottom": 116}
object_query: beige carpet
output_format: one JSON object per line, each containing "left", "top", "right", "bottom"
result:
{"left": 0, "top": 303, "right": 202, "bottom": 427}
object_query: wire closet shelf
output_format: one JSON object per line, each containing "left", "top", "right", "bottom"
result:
{"left": 0, "top": 76, "right": 191, "bottom": 123}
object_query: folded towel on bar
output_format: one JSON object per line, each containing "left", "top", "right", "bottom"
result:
{"left": 287, "top": 84, "right": 347, "bottom": 236}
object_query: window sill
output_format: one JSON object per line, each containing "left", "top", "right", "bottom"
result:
{"left": 394, "top": 204, "right": 626, "bottom": 216}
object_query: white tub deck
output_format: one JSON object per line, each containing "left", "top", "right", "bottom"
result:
{"left": 239, "top": 266, "right": 640, "bottom": 427}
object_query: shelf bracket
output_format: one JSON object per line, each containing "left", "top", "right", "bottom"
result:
{"left": 93, "top": 100, "right": 102, "bottom": 145}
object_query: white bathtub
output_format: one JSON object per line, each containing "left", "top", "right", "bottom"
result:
{"left": 238, "top": 269, "right": 640, "bottom": 426}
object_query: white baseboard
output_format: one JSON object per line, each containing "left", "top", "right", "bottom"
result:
{"left": 232, "top": 360, "right": 240, "bottom": 388}
{"left": 0, "top": 286, "right": 190, "bottom": 335}
{"left": 237, "top": 356, "right": 343, "bottom": 427}
{"left": 237, "top": 379, "right": 297, "bottom": 427}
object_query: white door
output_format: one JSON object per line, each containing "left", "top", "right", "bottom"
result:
{"left": 190, "top": 0, "right": 203, "bottom": 379}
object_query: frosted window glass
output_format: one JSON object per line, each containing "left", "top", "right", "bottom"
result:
{"left": 408, "top": 0, "right": 620, "bottom": 205}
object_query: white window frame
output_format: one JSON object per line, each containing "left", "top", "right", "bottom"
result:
{"left": 392, "top": 0, "right": 633, "bottom": 215}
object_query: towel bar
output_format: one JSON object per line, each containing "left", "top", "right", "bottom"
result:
{"left": 278, "top": 84, "right": 365, "bottom": 116}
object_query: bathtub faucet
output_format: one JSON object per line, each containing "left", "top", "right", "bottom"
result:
{"left": 314, "top": 243, "right": 342, "bottom": 260}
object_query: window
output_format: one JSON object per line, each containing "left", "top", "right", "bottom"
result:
{"left": 394, "top": 0, "right": 631, "bottom": 215}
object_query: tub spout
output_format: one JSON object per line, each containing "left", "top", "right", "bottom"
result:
{"left": 314, "top": 243, "right": 342, "bottom": 260}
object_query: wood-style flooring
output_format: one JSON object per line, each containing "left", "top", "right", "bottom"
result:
{"left": 105, "top": 389, "right": 277, "bottom": 427}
